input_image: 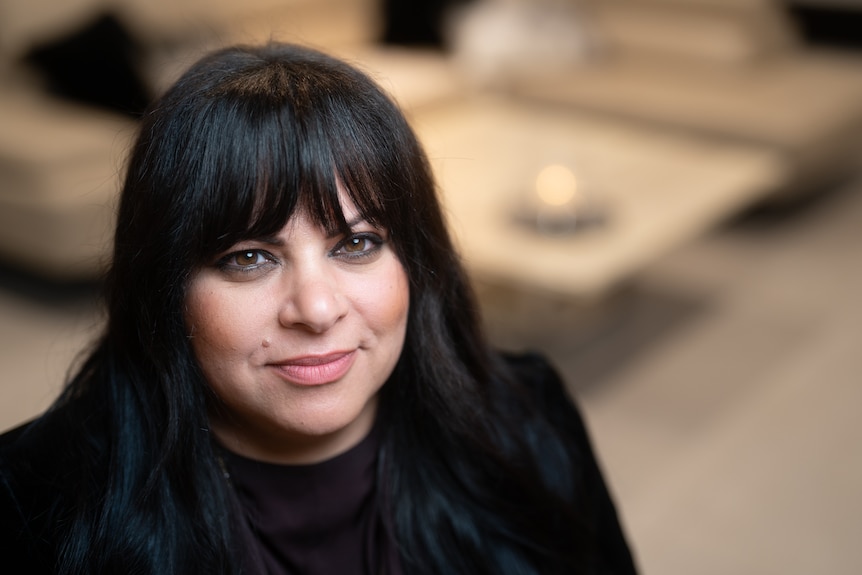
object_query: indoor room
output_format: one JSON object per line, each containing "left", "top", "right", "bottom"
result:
{"left": 1, "top": 1, "right": 860, "bottom": 573}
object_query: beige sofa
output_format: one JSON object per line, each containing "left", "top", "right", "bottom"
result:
{"left": 0, "top": 83, "right": 135, "bottom": 281}
{"left": 508, "top": 0, "right": 862, "bottom": 200}
{"left": 0, "top": 1, "right": 135, "bottom": 280}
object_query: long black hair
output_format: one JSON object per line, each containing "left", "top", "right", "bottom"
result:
{"left": 36, "top": 42, "right": 600, "bottom": 574}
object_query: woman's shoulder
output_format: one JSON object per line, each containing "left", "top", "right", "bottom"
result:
{"left": 495, "top": 349, "right": 590, "bottom": 438}
{"left": 0, "top": 405, "right": 103, "bottom": 494}
{"left": 1, "top": 410, "right": 82, "bottom": 468}
{"left": 0, "top": 408, "right": 102, "bottom": 572}
{"left": 0, "top": 417, "right": 58, "bottom": 481}
{"left": 497, "top": 349, "right": 566, "bottom": 392}
{"left": 0, "top": 419, "right": 65, "bottom": 572}
{"left": 494, "top": 349, "right": 640, "bottom": 573}
{"left": 0, "top": 412, "right": 83, "bottom": 503}
{"left": 497, "top": 348, "right": 558, "bottom": 377}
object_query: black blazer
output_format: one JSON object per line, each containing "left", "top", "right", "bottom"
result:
{"left": 0, "top": 351, "right": 638, "bottom": 574}
{"left": 500, "top": 351, "right": 638, "bottom": 574}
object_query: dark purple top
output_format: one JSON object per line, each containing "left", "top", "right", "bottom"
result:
{"left": 219, "top": 427, "right": 402, "bottom": 575}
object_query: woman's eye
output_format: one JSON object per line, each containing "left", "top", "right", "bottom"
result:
{"left": 334, "top": 233, "right": 383, "bottom": 258}
{"left": 237, "top": 251, "right": 265, "bottom": 266}
{"left": 216, "top": 249, "right": 274, "bottom": 273}
{"left": 343, "top": 237, "right": 370, "bottom": 253}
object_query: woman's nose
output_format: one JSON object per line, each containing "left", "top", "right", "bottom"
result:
{"left": 277, "top": 265, "right": 348, "bottom": 333}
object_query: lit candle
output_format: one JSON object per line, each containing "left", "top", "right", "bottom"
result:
{"left": 535, "top": 164, "right": 583, "bottom": 210}
{"left": 512, "top": 163, "right": 606, "bottom": 235}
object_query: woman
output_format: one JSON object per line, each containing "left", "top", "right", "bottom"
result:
{"left": 0, "top": 42, "right": 637, "bottom": 574}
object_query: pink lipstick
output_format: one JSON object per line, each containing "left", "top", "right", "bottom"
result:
{"left": 271, "top": 351, "right": 356, "bottom": 386}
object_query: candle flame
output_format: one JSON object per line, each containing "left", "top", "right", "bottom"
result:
{"left": 535, "top": 164, "right": 578, "bottom": 206}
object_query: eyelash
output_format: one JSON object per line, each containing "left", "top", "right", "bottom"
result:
{"left": 214, "top": 232, "right": 385, "bottom": 273}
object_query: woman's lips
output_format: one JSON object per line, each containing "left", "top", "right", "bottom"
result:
{"left": 270, "top": 351, "right": 356, "bottom": 386}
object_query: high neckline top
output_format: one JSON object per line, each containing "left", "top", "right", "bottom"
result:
{"left": 219, "top": 425, "right": 401, "bottom": 575}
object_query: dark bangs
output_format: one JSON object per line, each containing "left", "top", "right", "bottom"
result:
{"left": 176, "top": 44, "right": 411, "bottom": 264}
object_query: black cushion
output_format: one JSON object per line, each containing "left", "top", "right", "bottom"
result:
{"left": 23, "top": 12, "right": 151, "bottom": 117}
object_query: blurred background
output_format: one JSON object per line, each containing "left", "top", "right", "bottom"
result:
{"left": 1, "top": 0, "right": 861, "bottom": 573}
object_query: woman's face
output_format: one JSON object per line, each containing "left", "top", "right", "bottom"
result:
{"left": 185, "top": 186, "right": 409, "bottom": 464}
